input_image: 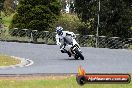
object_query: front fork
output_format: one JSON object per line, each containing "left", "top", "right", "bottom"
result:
{"left": 71, "top": 47, "right": 81, "bottom": 55}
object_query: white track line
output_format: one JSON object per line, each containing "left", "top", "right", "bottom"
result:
{"left": 0, "top": 56, "right": 34, "bottom": 69}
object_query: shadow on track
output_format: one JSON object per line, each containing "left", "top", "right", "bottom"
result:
{"left": 60, "top": 58, "right": 80, "bottom": 60}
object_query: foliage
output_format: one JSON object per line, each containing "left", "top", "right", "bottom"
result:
{"left": 75, "top": 0, "right": 132, "bottom": 38}
{"left": 76, "top": 18, "right": 95, "bottom": 35}
{"left": 55, "top": 13, "right": 94, "bottom": 35}
{"left": 0, "top": 0, "right": 5, "bottom": 3}
{"left": 3, "top": 0, "right": 15, "bottom": 15}
{"left": 54, "top": 13, "right": 81, "bottom": 33}
{"left": 10, "top": 0, "right": 61, "bottom": 31}
{"left": 0, "top": 0, "right": 5, "bottom": 9}
{"left": 2, "top": 12, "right": 14, "bottom": 27}
{"left": 0, "top": 77, "right": 132, "bottom": 88}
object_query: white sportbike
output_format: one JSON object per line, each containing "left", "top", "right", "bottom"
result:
{"left": 63, "top": 35, "right": 84, "bottom": 60}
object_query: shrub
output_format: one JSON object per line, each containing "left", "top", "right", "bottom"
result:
{"left": 10, "top": 0, "right": 61, "bottom": 32}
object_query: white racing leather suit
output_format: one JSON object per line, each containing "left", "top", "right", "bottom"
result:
{"left": 55, "top": 31, "right": 76, "bottom": 53}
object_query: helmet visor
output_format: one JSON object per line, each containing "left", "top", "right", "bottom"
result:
{"left": 57, "top": 30, "right": 62, "bottom": 35}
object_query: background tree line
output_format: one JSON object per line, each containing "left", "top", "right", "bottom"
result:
{"left": 9, "top": 0, "right": 61, "bottom": 31}
{"left": 75, "top": 0, "right": 132, "bottom": 38}
{"left": 1, "top": 0, "right": 132, "bottom": 38}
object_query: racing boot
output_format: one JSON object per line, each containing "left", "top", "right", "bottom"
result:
{"left": 61, "top": 49, "right": 71, "bottom": 57}
{"left": 60, "top": 49, "right": 66, "bottom": 53}
{"left": 66, "top": 51, "right": 71, "bottom": 57}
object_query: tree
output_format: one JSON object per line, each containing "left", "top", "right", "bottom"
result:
{"left": 0, "top": 0, "right": 5, "bottom": 14}
{"left": 3, "top": 0, "right": 15, "bottom": 15}
{"left": 75, "top": 0, "right": 132, "bottom": 38}
{"left": 0, "top": 0, "right": 5, "bottom": 28}
{"left": 0, "top": 0, "right": 4, "bottom": 2}
{"left": 99, "top": 0, "right": 132, "bottom": 38}
{"left": 75, "top": 0, "right": 98, "bottom": 35}
{"left": 10, "top": 0, "right": 61, "bottom": 31}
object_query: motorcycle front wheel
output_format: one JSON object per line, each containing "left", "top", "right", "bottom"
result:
{"left": 74, "top": 48, "right": 84, "bottom": 60}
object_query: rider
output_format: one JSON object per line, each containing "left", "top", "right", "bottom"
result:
{"left": 55, "top": 26, "right": 76, "bottom": 57}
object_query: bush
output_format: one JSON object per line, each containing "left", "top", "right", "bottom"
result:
{"left": 54, "top": 13, "right": 96, "bottom": 35}
{"left": 10, "top": 0, "right": 61, "bottom": 32}
{"left": 54, "top": 13, "right": 81, "bottom": 33}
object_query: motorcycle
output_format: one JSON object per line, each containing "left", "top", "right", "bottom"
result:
{"left": 63, "top": 35, "right": 84, "bottom": 60}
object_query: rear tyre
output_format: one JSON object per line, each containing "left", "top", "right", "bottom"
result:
{"left": 75, "top": 48, "right": 84, "bottom": 60}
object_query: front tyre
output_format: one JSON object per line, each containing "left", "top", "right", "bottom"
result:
{"left": 75, "top": 48, "right": 84, "bottom": 60}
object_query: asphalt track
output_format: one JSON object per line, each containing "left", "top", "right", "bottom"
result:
{"left": 0, "top": 41, "right": 132, "bottom": 74}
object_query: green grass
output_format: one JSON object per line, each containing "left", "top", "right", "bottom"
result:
{"left": 0, "top": 77, "right": 131, "bottom": 88}
{"left": 0, "top": 55, "right": 20, "bottom": 66}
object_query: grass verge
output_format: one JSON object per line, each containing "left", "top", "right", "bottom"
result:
{"left": 0, "top": 76, "right": 131, "bottom": 88}
{"left": 0, "top": 55, "right": 20, "bottom": 66}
